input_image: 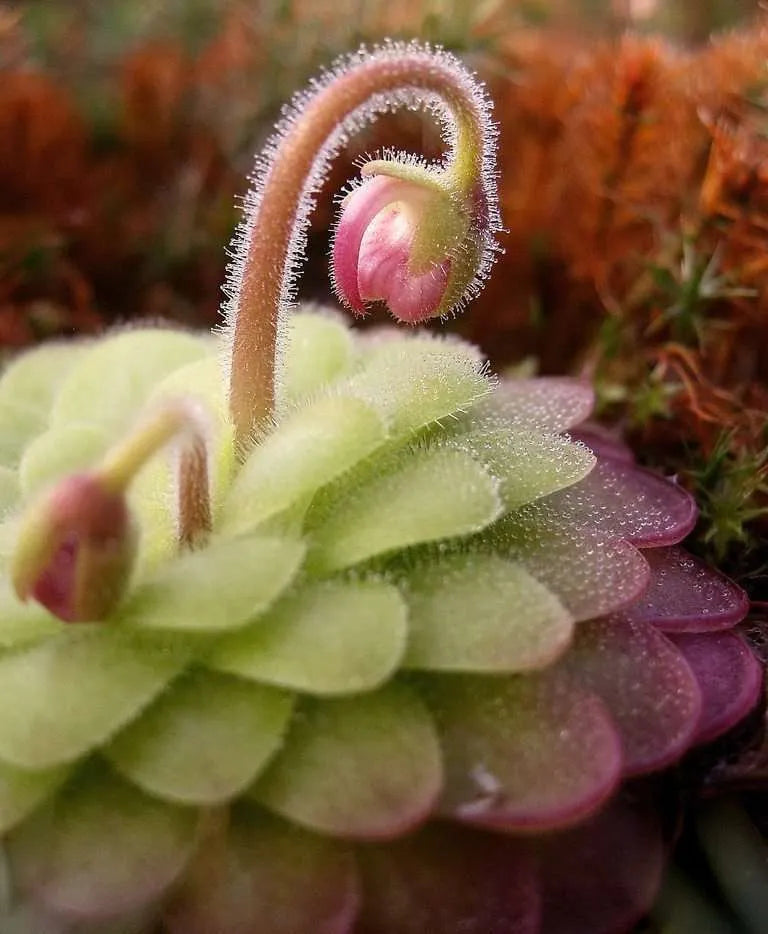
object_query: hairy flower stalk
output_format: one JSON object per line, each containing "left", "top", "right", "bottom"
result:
{"left": 0, "top": 43, "right": 762, "bottom": 934}
{"left": 225, "top": 42, "right": 499, "bottom": 451}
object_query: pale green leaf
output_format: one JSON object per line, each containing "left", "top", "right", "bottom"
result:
{"left": 0, "top": 629, "right": 190, "bottom": 768}
{"left": 450, "top": 428, "right": 595, "bottom": 510}
{"left": 19, "top": 424, "right": 109, "bottom": 498}
{"left": 220, "top": 396, "right": 386, "bottom": 537}
{"left": 50, "top": 329, "right": 208, "bottom": 433}
{"left": 0, "top": 342, "right": 85, "bottom": 414}
{"left": 105, "top": 670, "right": 293, "bottom": 804}
{"left": 253, "top": 683, "right": 442, "bottom": 838}
{"left": 209, "top": 578, "right": 407, "bottom": 695}
{"left": 7, "top": 765, "right": 197, "bottom": 919}
{"left": 119, "top": 536, "right": 305, "bottom": 632}
{"left": 0, "top": 343, "right": 86, "bottom": 467}
{"left": 0, "top": 580, "right": 61, "bottom": 649}
{"left": 0, "top": 760, "right": 69, "bottom": 835}
{"left": 307, "top": 446, "right": 502, "bottom": 574}
{"left": 338, "top": 344, "right": 491, "bottom": 439}
{"left": 402, "top": 552, "right": 573, "bottom": 672}
{"left": 0, "top": 467, "right": 19, "bottom": 515}
{"left": 281, "top": 310, "right": 354, "bottom": 406}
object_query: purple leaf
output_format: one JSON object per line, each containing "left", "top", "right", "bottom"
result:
{"left": 621, "top": 546, "right": 749, "bottom": 632}
{"left": 562, "top": 616, "right": 702, "bottom": 776}
{"left": 476, "top": 378, "right": 595, "bottom": 433}
{"left": 356, "top": 821, "right": 540, "bottom": 934}
{"left": 537, "top": 791, "right": 665, "bottom": 934}
{"left": 671, "top": 632, "right": 763, "bottom": 745}
{"left": 422, "top": 672, "right": 622, "bottom": 832}
{"left": 541, "top": 458, "right": 697, "bottom": 547}
{"left": 163, "top": 806, "right": 359, "bottom": 934}
{"left": 569, "top": 423, "right": 635, "bottom": 464}
{"left": 495, "top": 506, "right": 650, "bottom": 620}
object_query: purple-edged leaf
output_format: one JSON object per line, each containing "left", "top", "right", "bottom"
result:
{"left": 493, "top": 505, "right": 650, "bottom": 620}
{"left": 105, "top": 670, "right": 294, "bottom": 805}
{"left": 402, "top": 552, "right": 573, "bottom": 673}
{"left": 541, "top": 458, "right": 697, "bottom": 546}
{"left": 164, "top": 806, "right": 359, "bottom": 934}
{"left": 621, "top": 546, "right": 749, "bottom": 632}
{"left": 472, "top": 378, "right": 594, "bottom": 433}
{"left": 7, "top": 765, "right": 197, "bottom": 921}
{"left": 569, "top": 423, "right": 635, "bottom": 464}
{"left": 252, "top": 684, "right": 442, "bottom": 840}
{"left": 422, "top": 673, "right": 621, "bottom": 832}
{"left": 356, "top": 822, "right": 540, "bottom": 934}
{"left": 537, "top": 791, "right": 665, "bottom": 934}
{"left": 671, "top": 632, "right": 763, "bottom": 745}
{"left": 562, "top": 616, "right": 702, "bottom": 776}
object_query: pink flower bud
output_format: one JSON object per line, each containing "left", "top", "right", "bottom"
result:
{"left": 12, "top": 473, "right": 137, "bottom": 623}
{"left": 332, "top": 169, "right": 473, "bottom": 325}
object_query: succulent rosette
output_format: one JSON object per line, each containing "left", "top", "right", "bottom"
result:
{"left": 0, "top": 41, "right": 762, "bottom": 934}
{"left": 0, "top": 312, "right": 760, "bottom": 933}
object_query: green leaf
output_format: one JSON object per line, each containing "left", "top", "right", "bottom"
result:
{"left": 18, "top": 424, "right": 109, "bottom": 498}
{"left": 7, "top": 765, "right": 197, "bottom": 920}
{"left": 0, "top": 580, "right": 61, "bottom": 649}
{"left": 338, "top": 342, "right": 491, "bottom": 439}
{"left": 0, "top": 398, "right": 41, "bottom": 468}
{"left": 451, "top": 428, "right": 595, "bottom": 510}
{"left": 402, "top": 552, "right": 573, "bottom": 672}
{"left": 0, "top": 468, "right": 19, "bottom": 515}
{"left": 307, "top": 446, "right": 502, "bottom": 574}
{"left": 0, "top": 343, "right": 84, "bottom": 415}
{"left": 105, "top": 670, "right": 293, "bottom": 805}
{"left": 253, "top": 683, "right": 442, "bottom": 839}
{"left": 0, "top": 629, "right": 190, "bottom": 768}
{"left": 209, "top": 578, "right": 407, "bottom": 695}
{"left": 0, "top": 760, "right": 69, "bottom": 835}
{"left": 281, "top": 310, "right": 354, "bottom": 406}
{"left": 120, "top": 535, "right": 304, "bottom": 633}
{"left": 50, "top": 329, "right": 208, "bottom": 434}
{"left": 219, "top": 396, "right": 386, "bottom": 536}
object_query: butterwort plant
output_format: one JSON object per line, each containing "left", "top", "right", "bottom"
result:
{"left": 0, "top": 42, "right": 762, "bottom": 934}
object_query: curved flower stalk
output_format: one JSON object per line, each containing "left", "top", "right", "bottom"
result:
{"left": 0, "top": 44, "right": 762, "bottom": 934}
{"left": 223, "top": 41, "right": 500, "bottom": 449}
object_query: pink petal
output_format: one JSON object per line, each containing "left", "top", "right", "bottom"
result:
{"left": 163, "top": 806, "right": 360, "bottom": 934}
{"left": 541, "top": 458, "right": 698, "bottom": 547}
{"left": 357, "top": 205, "right": 450, "bottom": 324}
{"left": 497, "top": 506, "right": 650, "bottom": 620}
{"left": 562, "top": 616, "right": 702, "bottom": 776}
{"left": 356, "top": 822, "right": 540, "bottom": 934}
{"left": 621, "top": 546, "right": 750, "bottom": 632}
{"left": 671, "top": 631, "right": 764, "bottom": 746}
{"left": 331, "top": 176, "right": 405, "bottom": 314}
{"left": 422, "top": 672, "right": 622, "bottom": 832}
{"left": 537, "top": 791, "right": 665, "bottom": 934}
